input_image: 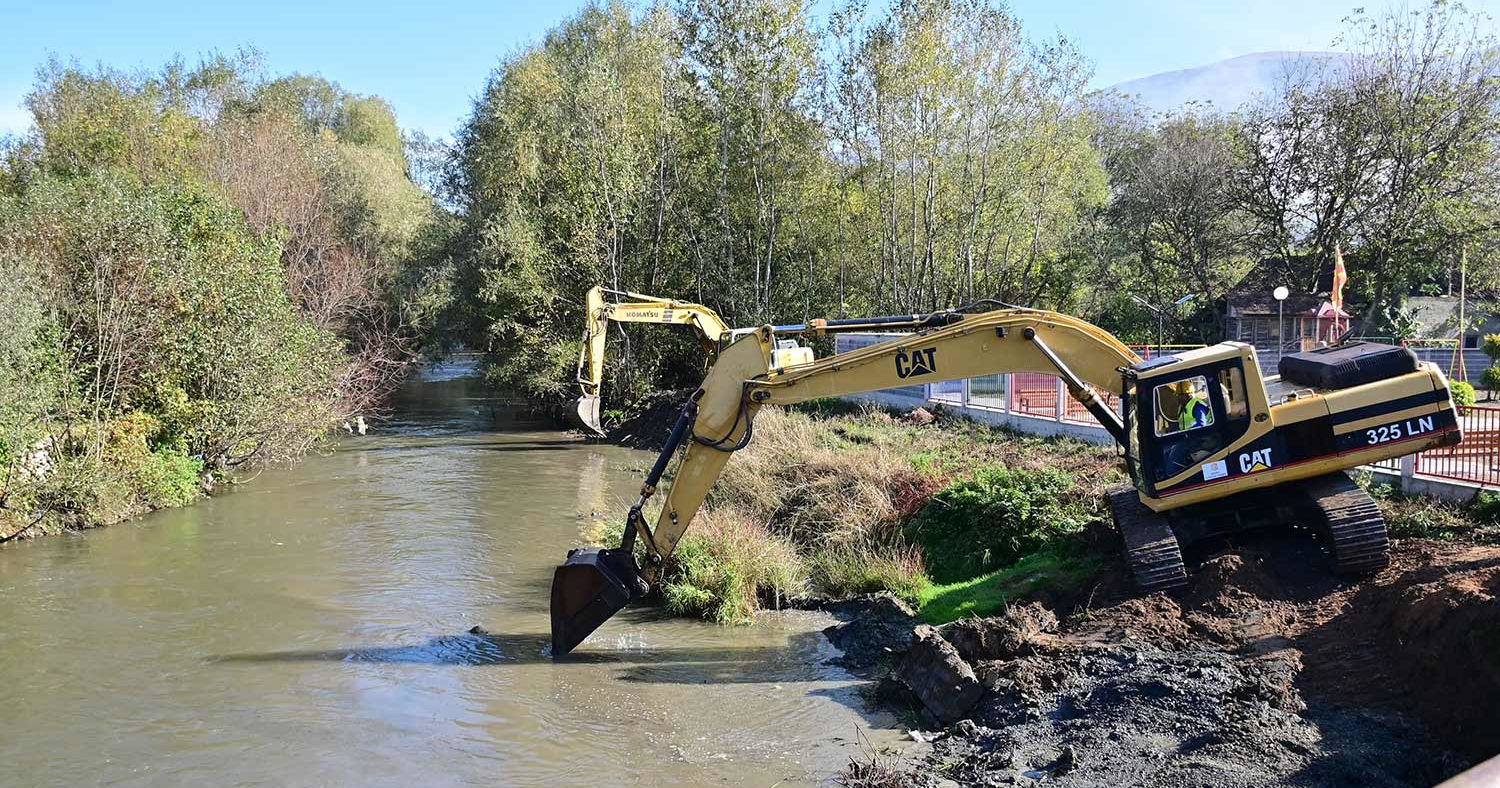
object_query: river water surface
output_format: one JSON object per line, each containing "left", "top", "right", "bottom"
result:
{"left": 0, "top": 365, "right": 900, "bottom": 786}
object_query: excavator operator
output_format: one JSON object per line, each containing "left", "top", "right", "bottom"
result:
{"left": 1160, "top": 379, "right": 1215, "bottom": 478}
{"left": 1178, "top": 381, "right": 1211, "bottom": 431}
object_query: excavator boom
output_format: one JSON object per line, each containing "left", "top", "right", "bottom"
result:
{"left": 574, "top": 286, "right": 730, "bottom": 436}
{"left": 553, "top": 309, "right": 1139, "bottom": 653}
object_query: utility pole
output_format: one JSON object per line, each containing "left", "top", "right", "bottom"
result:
{"left": 1274, "top": 286, "right": 1289, "bottom": 361}
{"left": 1454, "top": 245, "right": 1468, "bottom": 383}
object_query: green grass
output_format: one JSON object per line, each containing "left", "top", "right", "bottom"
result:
{"left": 1360, "top": 480, "right": 1500, "bottom": 544}
{"left": 904, "top": 466, "right": 1092, "bottom": 583}
{"left": 916, "top": 547, "right": 1101, "bottom": 624}
{"left": 810, "top": 543, "right": 931, "bottom": 605}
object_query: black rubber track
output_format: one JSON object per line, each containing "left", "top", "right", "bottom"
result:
{"left": 1109, "top": 487, "right": 1188, "bottom": 593}
{"left": 1299, "top": 472, "right": 1391, "bottom": 574}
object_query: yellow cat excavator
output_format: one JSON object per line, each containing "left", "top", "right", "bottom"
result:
{"left": 552, "top": 306, "right": 1463, "bottom": 655}
{"left": 573, "top": 285, "right": 961, "bottom": 435}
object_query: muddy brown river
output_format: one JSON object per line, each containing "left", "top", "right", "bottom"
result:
{"left": 0, "top": 364, "right": 900, "bottom": 786}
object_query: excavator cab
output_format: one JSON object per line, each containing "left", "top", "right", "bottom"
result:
{"left": 1122, "top": 347, "right": 1259, "bottom": 498}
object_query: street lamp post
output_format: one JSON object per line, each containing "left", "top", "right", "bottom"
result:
{"left": 1273, "top": 286, "right": 1290, "bottom": 360}
{"left": 1130, "top": 294, "right": 1197, "bottom": 358}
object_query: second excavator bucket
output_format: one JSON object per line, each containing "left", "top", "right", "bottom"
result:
{"left": 550, "top": 546, "right": 643, "bottom": 657}
{"left": 572, "top": 394, "right": 606, "bottom": 437}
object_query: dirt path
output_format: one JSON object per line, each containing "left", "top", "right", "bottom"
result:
{"left": 832, "top": 534, "right": 1500, "bottom": 787}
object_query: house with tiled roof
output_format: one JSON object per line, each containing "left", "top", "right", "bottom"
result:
{"left": 1224, "top": 256, "right": 1351, "bottom": 357}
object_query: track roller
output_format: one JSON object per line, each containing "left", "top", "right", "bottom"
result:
{"left": 1299, "top": 472, "right": 1390, "bottom": 574}
{"left": 1109, "top": 487, "right": 1188, "bottom": 593}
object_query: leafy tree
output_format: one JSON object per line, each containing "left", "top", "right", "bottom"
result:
{"left": 826, "top": 0, "right": 1105, "bottom": 313}
{"left": 0, "top": 53, "right": 449, "bottom": 535}
{"left": 1105, "top": 107, "right": 1251, "bottom": 340}
{"left": 1230, "top": 2, "right": 1500, "bottom": 321}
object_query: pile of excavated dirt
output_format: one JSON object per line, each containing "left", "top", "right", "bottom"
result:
{"left": 602, "top": 389, "right": 693, "bottom": 450}
{"left": 830, "top": 535, "right": 1500, "bottom": 787}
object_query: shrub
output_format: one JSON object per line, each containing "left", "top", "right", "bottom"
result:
{"left": 1452, "top": 381, "right": 1477, "bottom": 407}
{"left": 660, "top": 509, "right": 808, "bottom": 624}
{"left": 102, "top": 412, "right": 205, "bottom": 510}
{"left": 905, "top": 466, "right": 1091, "bottom": 583}
{"left": 1481, "top": 366, "right": 1500, "bottom": 398}
{"left": 1470, "top": 493, "right": 1500, "bottom": 527}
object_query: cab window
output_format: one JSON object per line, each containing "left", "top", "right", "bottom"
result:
{"left": 1154, "top": 376, "right": 1214, "bottom": 437}
{"left": 1219, "top": 366, "right": 1248, "bottom": 422}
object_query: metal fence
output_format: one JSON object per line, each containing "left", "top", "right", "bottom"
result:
{"left": 1417, "top": 404, "right": 1500, "bottom": 487}
{"left": 932, "top": 373, "right": 1499, "bottom": 490}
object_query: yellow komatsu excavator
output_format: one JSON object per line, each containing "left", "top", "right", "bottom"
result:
{"left": 551, "top": 306, "right": 1463, "bottom": 655}
{"left": 573, "top": 285, "right": 961, "bottom": 435}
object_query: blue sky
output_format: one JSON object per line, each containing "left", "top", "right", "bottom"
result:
{"left": 2, "top": 0, "right": 1495, "bottom": 141}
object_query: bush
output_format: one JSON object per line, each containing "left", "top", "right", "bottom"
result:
{"left": 660, "top": 509, "right": 808, "bottom": 624}
{"left": 1452, "top": 381, "right": 1477, "bottom": 407}
{"left": 105, "top": 412, "right": 203, "bottom": 509}
{"left": 1481, "top": 366, "right": 1500, "bottom": 398}
{"left": 1375, "top": 489, "right": 1500, "bottom": 544}
{"left": 1470, "top": 493, "right": 1500, "bottom": 527}
{"left": 905, "top": 466, "right": 1091, "bottom": 583}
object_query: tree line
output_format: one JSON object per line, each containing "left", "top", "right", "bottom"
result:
{"left": 443, "top": 0, "right": 1500, "bottom": 404}
{"left": 2, "top": 0, "right": 1497, "bottom": 537}
{"left": 0, "top": 53, "right": 450, "bottom": 537}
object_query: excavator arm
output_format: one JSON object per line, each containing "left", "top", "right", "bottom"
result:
{"left": 571, "top": 285, "right": 966, "bottom": 436}
{"left": 551, "top": 308, "right": 1141, "bottom": 655}
{"left": 574, "top": 286, "right": 732, "bottom": 436}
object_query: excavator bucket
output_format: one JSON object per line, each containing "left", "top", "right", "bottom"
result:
{"left": 550, "top": 546, "right": 642, "bottom": 657}
{"left": 571, "top": 394, "right": 606, "bottom": 437}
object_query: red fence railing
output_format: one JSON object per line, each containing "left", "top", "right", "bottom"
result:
{"left": 1416, "top": 404, "right": 1500, "bottom": 488}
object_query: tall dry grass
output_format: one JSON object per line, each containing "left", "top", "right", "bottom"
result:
{"left": 613, "top": 403, "right": 1125, "bottom": 623}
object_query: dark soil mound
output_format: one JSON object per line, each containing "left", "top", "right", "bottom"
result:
{"left": 821, "top": 594, "right": 920, "bottom": 677}
{"left": 604, "top": 389, "right": 693, "bottom": 450}
{"left": 1299, "top": 544, "right": 1500, "bottom": 759}
{"left": 840, "top": 537, "right": 1495, "bottom": 787}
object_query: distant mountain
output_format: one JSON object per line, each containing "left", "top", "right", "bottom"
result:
{"left": 1106, "top": 51, "right": 1349, "bottom": 115}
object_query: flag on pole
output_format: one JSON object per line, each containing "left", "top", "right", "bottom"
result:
{"left": 1332, "top": 243, "right": 1348, "bottom": 337}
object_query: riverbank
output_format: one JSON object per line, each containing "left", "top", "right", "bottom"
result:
{"left": 1, "top": 58, "right": 447, "bottom": 545}
{"left": 600, "top": 400, "right": 1499, "bottom": 628}
{"left": 594, "top": 400, "right": 1500, "bottom": 783}
{"left": 830, "top": 533, "right": 1500, "bottom": 787}
{"left": 590, "top": 400, "right": 1125, "bottom": 625}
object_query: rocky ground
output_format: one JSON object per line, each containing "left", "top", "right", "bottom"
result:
{"left": 826, "top": 534, "right": 1500, "bottom": 787}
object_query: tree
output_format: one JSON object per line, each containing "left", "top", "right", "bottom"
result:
{"left": 1105, "top": 107, "right": 1252, "bottom": 340}
{"left": 1230, "top": 2, "right": 1500, "bottom": 324}
{"left": 678, "top": 0, "right": 830, "bottom": 322}
{"left": 451, "top": 2, "right": 694, "bottom": 399}
{"left": 826, "top": 0, "right": 1105, "bottom": 313}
